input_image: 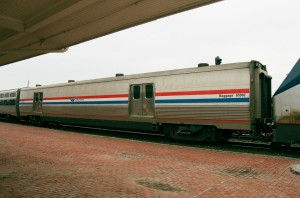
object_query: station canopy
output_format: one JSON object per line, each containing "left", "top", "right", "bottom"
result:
{"left": 0, "top": 0, "right": 221, "bottom": 66}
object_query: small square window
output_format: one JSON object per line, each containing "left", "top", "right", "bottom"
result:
{"left": 133, "top": 86, "right": 140, "bottom": 99}
{"left": 145, "top": 84, "right": 153, "bottom": 99}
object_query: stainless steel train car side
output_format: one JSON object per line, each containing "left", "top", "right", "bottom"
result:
{"left": 273, "top": 58, "right": 300, "bottom": 144}
{"left": 0, "top": 89, "right": 20, "bottom": 118}
{"left": 19, "top": 61, "right": 272, "bottom": 141}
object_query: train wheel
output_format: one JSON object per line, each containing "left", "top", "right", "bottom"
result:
{"left": 164, "top": 124, "right": 230, "bottom": 142}
{"left": 217, "top": 130, "right": 232, "bottom": 142}
{"left": 198, "top": 127, "right": 231, "bottom": 142}
{"left": 197, "top": 126, "right": 217, "bottom": 141}
{"left": 5, "top": 115, "right": 12, "bottom": 121}
{"left": 29, "top": 116, "right": 43, "bottom": 126}
{"left": 163, "top": 125, "right": 177, "bottom": 138}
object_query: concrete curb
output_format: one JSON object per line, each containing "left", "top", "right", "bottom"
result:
{"left": 290, "top": 162, "right": 300, "bottom": 175}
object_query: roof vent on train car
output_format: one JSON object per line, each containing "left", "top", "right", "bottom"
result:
{"left": 68, "top": 80, "right": 75, "bottom": 83}
{"left": 198, "top": 63, "right": 209, "bottom": 67}
{"left": 36, "top": 84, "right": 41, "bottom": 87}
{"left": 215, "top": 56, "right": 222, "bottom": 65}
{"left": 116, "top": 73, "right": 124, "bottom": 77}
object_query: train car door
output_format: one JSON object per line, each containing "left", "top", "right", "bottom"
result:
{"left": 16, "top": 89, "right": 21, "bottom": 117}
{"left": 33, "top": 92, "right": 43, "bottom": 114}
{"left": 259, "top": 73, "right": 272, "bottom": 119}
{"left": 129, "top": 84, "right": 155, "bottom": 117}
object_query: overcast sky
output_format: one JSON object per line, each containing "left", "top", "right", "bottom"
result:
{"left": 0, "top": 0, "right": 299, "bottom": 94}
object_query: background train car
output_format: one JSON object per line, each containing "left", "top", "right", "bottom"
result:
{"left": 18, "top": 61, "right": 272, "bottom": 141}
{"left": 273, "top": 58, "right": 300, "bottom": 144}
{"left": 0, "top": 89, "right": 19, "bottom": 119}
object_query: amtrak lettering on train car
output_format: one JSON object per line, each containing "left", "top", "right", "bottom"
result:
{"left": 219, "top": 94, "right": 233, "bottom": 98}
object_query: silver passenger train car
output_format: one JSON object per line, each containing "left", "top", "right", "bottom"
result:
{"left": 0, "top": 89, "right": 20, "bottom": 119}
{"left": 15, "top": 60, "right": 272, "bottom": 142}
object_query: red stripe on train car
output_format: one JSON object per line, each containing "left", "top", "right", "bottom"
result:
{"left": 19, "top": 98, "right": 33, "bottom": 101}
{"left": 156, "top": 88, "right": 249, "bottom": 97}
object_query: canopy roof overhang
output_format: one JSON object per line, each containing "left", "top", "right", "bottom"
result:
{"left": 0, "top": 0, "right": 221, "bottom": 66}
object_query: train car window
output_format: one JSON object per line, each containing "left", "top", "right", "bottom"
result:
{"left": 40, "top": 93, "right": 43, "bottom": 102}
{"left": 0, "top": 94, "right": 3, "bottom": 98}
{"left": 4, "top": 100, "right": 8, "bottom": 105}
{"left": 4, "top": 93, "right": 9, "bottom": 98}
{"left": 33, "top": 92, "right": 43, "bottom": 103}
{"left": 33, "top": 92, "right": 43, "bottom": 102}
{"left": 133, "top": 85, "right": 140, "bottom": 99}
{"left": 0, "top": 100, "right": 3, "bottom": 105}
{"left": 145, "top": 84, "right": 153, "bottom": 99}
{"left": 10, "top": 100, "right": 16, "bottom": 105}
{"left": 34, "top": 93, "right": 39, "bottom": 102}
{"left": 10, "top": 93, "right": 16, "bottom": 97}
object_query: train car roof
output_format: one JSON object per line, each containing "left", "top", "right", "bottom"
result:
{"left": 20, "top": 61, "right": 258, "bottom": 91}
{"left": 0, "top": 89, "right": 18, "bottom": 93}
{"left": 274, "top": 58, "right": 300, "bottom": 96}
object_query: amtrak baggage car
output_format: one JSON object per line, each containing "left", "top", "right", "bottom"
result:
{"left": 19, "top": 61, "right": 272, "bottom": 141}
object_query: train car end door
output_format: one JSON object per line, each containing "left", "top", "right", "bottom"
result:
{"left": 33, "top": 92, "right": 43, "bottom": 114}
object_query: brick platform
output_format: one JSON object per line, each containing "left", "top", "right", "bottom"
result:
{"left": 0, "top": 122, "right": 299, "bottom": 197}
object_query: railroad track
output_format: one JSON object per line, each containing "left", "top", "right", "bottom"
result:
{"left": 1, "top": 119, "right": 300, "bottom": 159}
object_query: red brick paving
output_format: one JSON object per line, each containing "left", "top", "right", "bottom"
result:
{"left": 0, "top": 122, "right": 299, "bottom": 197}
